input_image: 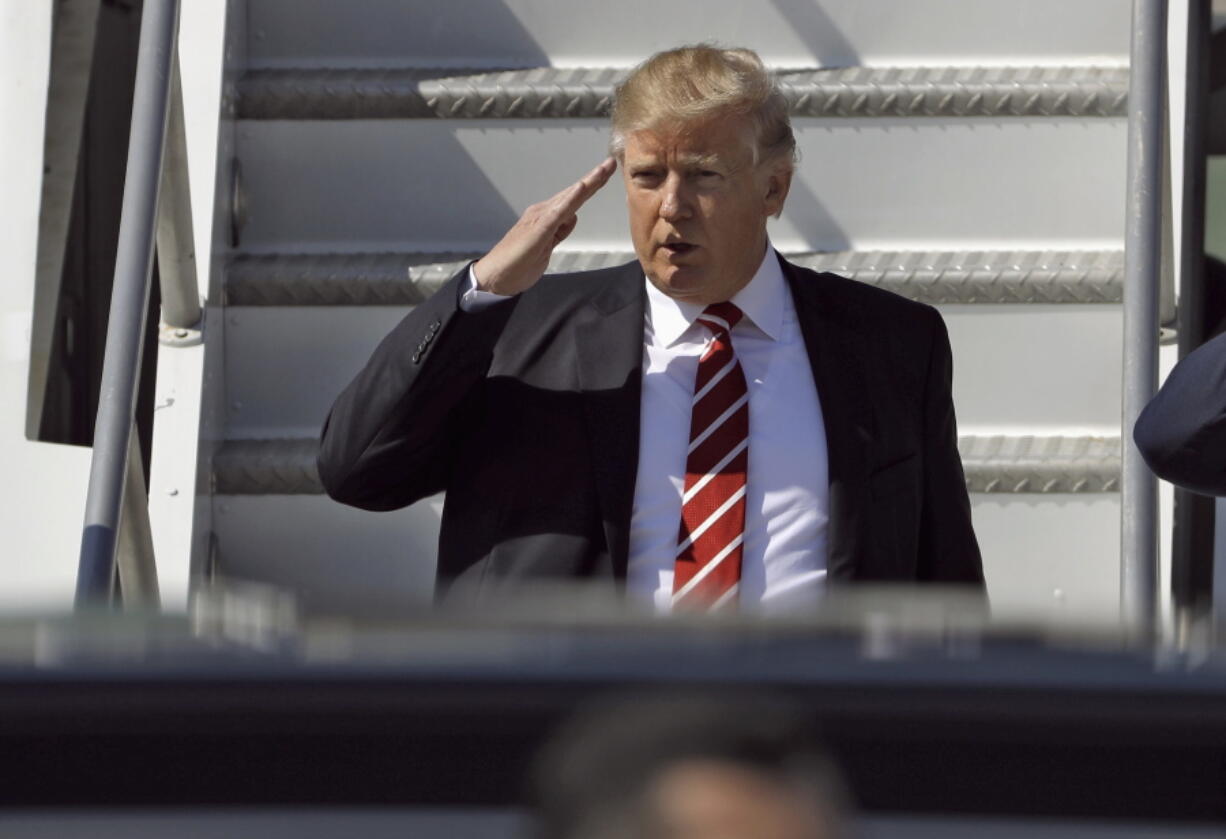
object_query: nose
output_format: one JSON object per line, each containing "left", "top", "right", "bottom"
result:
{"left": 659, "top": 174, "right": 690, "bottom": 221}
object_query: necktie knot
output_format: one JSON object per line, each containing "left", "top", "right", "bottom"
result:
{"left": 698, "top": 302, "right": 743, "bottom": 335}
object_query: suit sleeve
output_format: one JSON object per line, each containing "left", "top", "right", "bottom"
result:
{"left": 317, "top": 265, "right": 515, "bottom": 511}
{"left": 917, "top": 309, "right": 985, "bottom": 584}
{"left": 1134, "top": 330, "right": 1226, "bottom": 496}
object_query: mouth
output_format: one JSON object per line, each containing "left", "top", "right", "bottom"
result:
{"left": 661, "top": 242, "right": 697, "bottom": 257}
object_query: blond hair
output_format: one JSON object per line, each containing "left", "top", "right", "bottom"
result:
{"left": 609, "top": 44, "right": 796, "bottom": 169}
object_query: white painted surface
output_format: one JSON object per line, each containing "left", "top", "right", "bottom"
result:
{"left": 1156, "top": 0, "right": 1190, "bottom": 636}
{"left": 945, "top": 305, "right": 1122, "bottom": 434}
{"left": 213, "top": 495, "right": 442, "bottom": 614}
{"left": 247, "top": 0, "right": 1131, "bottom": 69}
{"left": 222, "top": 303, "right": 1124, "bottom": 440}
{"left": 146, "top": 0, "right": 229, "bottom": 611}
{"left": 147, "top": 336, "right": 206, "bottom": 612}
{"left": 235, "top": 118, "right": 1128, "bottom": 253}
{"left": 179, "top": 0, "right": 228, "bottom": 291}
{"left": 0, "top": 0, "right": 91, "bottom": 611}
{"left": 973, "top": 495, "right": 1122, "bottom": 623}
{"left": 0, "top": 0, "right": 229, "bottom": 608}
{"left": 223, "top": 306, "right": 408, "bottom": 438}
{"left": 1158, "top": 342, "right": 1177, "bottom": 634}
{"left": 211, "top": 490, "right": 1124, "bottom": 620}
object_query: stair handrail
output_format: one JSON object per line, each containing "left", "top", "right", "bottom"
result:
{"left": 76, "top": 0, "right": 193, "bottom": 608}
{"left": 1121, "top": 0, "right": 1169, "bottom": 636}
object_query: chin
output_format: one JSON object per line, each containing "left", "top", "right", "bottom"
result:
{"left": 655, "top": 279, "right": 704, "bottom": 302}
{"left": 656, "top": 265, "right": 706, "bottom": 291}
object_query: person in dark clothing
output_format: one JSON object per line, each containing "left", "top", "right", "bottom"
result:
{"left": 530, "top": 693, "right": 851, "bottom": 839}
{"left": 1135, "top": 329, "right": 1226, "bottom": 496}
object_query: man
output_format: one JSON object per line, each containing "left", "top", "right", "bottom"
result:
{"left": 318, "top": 45, "right": 984, "bottom": 610}
{"left": 531, "top": 693, "right": 851, "bottom": 839}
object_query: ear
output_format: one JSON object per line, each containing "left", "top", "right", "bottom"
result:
{"left": 762, "top": 161, "right": 793, "bottom": 218}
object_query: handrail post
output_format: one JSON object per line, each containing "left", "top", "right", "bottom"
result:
{"left": 116, "top": 428, "right": 160, "bottom": 608}
{"left": 1121, "top": 0, "right": 1167, "bottom": 637}
{"left": 76, "top": 0, "right": 181, "bottom": 608}
{"left": 157, "top": 46, "right": 201, "bottom": 329}
{"left": 1171, "top": 0, "right": 1213, "bottom": 634}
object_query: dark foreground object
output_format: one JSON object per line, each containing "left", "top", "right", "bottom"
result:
{"left": 0, "top": 611, "right": 1224, "bottom": 824}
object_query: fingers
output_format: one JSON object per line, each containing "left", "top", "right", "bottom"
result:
{"left": 522, "top": 158, "right": 616, "bottom": 238}
{"left": 582, "top": 156, "right": 618, "bottom": 191}
{"left": 474, "top": 159, "right": 616, "bottom": 296}
{"left": 556, "top": 157, "right": 617, "bottom": 216}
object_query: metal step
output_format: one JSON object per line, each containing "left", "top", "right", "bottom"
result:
{"left": 958, "top": 435, "right": 1119, "bottom": 493}
{"left": 226, "top": 249, "right": 1124, "bottom": 307}
{"left": 212, "top": 435, "right": 1121, "bottom": 496}
{"left": 214, "top": 438, "right": 318, "bottom": 495}
{"left": 237, "top": 65, "right": 1129, "bottom": 121}
{"left": 193, "top": 1, "right": 1139, "bottom": 623}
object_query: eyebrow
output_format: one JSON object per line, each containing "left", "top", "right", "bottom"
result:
{"left": 677, "top": 152, "right": 723, "bottom": 168}
{"left": 625, "top": 151, "right": 733, "bottom": 172}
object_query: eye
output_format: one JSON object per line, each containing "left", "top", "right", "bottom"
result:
{"left": 630, "top": 169, "right": 663, "bottom": 185}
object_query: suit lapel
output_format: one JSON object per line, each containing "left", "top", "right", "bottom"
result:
{"left": 572, "top": 256, "right": 872, "bottom": 584}
{"left": 574, "top": 263, "right": 646, "bottom": 583}
{"left": 782, "top": 255, "right": 873, "bottom": 582}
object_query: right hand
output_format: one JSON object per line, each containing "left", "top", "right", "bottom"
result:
{"left": 472, "top": 158, "right": 617, "bottom": 296}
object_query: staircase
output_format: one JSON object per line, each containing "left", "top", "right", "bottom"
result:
{"left": 178, "top": 0, "right": 1135, "bottom": 618}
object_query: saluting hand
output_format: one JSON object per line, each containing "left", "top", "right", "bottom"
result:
{"left": 472, "top": 158, "right": 617, "bottom": 296}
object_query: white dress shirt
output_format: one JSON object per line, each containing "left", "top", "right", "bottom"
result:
{"left": 626, "top": 248, "right": 828, "bottom": 615}
{"left": 462, "top": 248, "right": 830, "bottom": 614}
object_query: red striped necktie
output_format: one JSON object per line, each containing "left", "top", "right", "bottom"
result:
{"left": 672, "top": 302, "right": 749, "bottom": 611}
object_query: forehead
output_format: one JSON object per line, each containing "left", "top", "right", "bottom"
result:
{"left": 623, "top": 116, "right": 756, "bottom": 165}
{"left": 649, "top": 760, "right": 832, "bottom": 839}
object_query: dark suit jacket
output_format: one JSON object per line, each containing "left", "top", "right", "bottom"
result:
{"left": 318, "top": 253, "right": 984, "bottom": 596}
{"left": 1134, "top": 330, "right": 1226, "bottom": 495}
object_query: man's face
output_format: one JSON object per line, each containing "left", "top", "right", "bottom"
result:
{"left": 648, "top": 760, "right": 840, "bottom": 839}
{"left": 621, "top": 115, "right": 791, "bottom": 306}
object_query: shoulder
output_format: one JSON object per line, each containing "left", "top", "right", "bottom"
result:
{"left": 524, "top": 260, "right": 639, "bottom": 302}
{"left": 783, "top": 258, "right": 945, "bottom": 340}
{"left": 489, "top": 261, "right": 642, "bottom": 359}
{"left": 506, "top": 260, "right": 642, "bottom": 322}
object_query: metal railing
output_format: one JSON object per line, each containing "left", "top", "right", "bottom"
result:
{"left": 1171, "top": 0, "right": 1214, "bottom": 624}
{"left": 76, "top": 0, "right": 198, "bottom": 608}
{"left": 1120, "top": 0, "right": 1169, "bottom": 637}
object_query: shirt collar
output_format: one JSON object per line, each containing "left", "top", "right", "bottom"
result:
{"left": 644, "top": 245, "right": 787, "bottom": 347}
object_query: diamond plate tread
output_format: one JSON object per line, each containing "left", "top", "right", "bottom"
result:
{"left": 226, "top": 249, "right": 1123, "bottom": 306}
{"left": 960, "top": 435, "right": 1120, "bottom": 493}
{"left": 227, "top": 252, "right": 476, "bottom": 307}
{"left": 236, "top": 65, "right": 1129, "bottom": 121}
{"left": 214, "top": 435, "right": 1121, "bottom": 496}
{"left": 213, "top": 438, "right": 320, "bottom": 495}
